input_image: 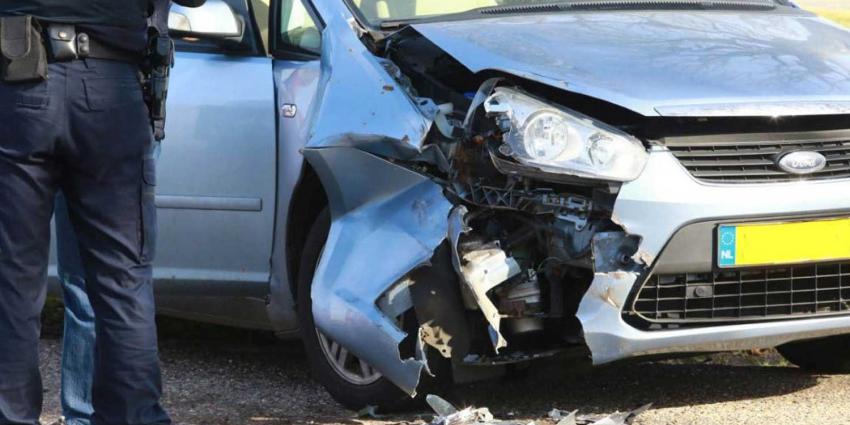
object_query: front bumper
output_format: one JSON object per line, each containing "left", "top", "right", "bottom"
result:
{"left": 577, "top": 147, "right": 850, "bottom": 364}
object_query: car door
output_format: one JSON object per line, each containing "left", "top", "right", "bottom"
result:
{"left": 154, "top": 0, "right": 276, "bottom": 303}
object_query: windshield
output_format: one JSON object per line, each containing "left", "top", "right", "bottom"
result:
{"left": 347, "top": 0, "right": 780, "bottom": 28}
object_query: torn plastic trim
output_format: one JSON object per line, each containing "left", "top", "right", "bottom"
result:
{"left": 448, "top": 206, "right": 512, "bottom": 353}
{"left": 304, "top": 146, "right": 453, "bottom": 395}
{"left": 462, "top": 77, "right": 502, "bottom": 136}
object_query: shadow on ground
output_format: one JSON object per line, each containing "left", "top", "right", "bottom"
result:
{"left": 40, "top": 301, "right": 822, "bottom": 425}
{"left": 448, "top": 357, "right": 817, "bottom": 417}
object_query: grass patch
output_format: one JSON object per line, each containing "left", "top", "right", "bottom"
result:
{"left": 810, "top": 8, "right": 850, "bottom": 28}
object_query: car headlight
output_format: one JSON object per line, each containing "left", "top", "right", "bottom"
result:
{"left": 484, "top": 87, "right": 648, "bottom": 182}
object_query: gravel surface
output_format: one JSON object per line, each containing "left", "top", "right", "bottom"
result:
{"left": 35, "top": 311, "right": 850, "bottom": 425}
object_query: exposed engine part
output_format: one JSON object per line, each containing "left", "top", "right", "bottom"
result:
{"left": 497, "top": 271, "right": 542, "bottom": 317}
{"left": 497, "top": 271, "right": 546, "bottom": 336}
{"left": 456, "top": 182, "right": 592, "bottom": 219}
{"left": 505, "top": 317, "right": 545, "bottom": 336}
{"left": 549, "top": 218, "right": 598, "bottom": 264}
{"left": 592, "top": 232, "right": 643, "bottom": 273}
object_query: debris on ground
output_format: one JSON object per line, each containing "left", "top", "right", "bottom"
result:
{"left": 426, "top": 395, "right": 651, "bottom": 425}
{"left": 548, "top": 403, "right": 651, "bottom": 425}
{"left": 356, "top": 405, "right": 383, "bottom": 419}
{"left": 548, "top": 409, "right": 578, "bottom": 425}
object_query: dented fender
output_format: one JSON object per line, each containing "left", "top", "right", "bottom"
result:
{"left": 293, "top": 2, "right": 461, "bottom": 395}
{"left": 303, "top": 147, "right": 452, "bottom": 395}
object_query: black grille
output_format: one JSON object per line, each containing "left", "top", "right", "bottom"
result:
{"left": 666, "top": 132, "right": 850, "bottom": 183}
{"left": 630, "top": 262, "right": 850, "bottom": 328}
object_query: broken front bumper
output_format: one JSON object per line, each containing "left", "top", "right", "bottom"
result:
{"left": 578, "top": 147, "right": 850, "bottom": 364}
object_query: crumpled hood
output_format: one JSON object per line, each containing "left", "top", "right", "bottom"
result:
{"left": 413, "top": 10, "right": 850, "bottom": 117}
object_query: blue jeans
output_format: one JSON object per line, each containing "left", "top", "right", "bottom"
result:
{"left": 55, "top": 194, "right": 95, "bottom": 425}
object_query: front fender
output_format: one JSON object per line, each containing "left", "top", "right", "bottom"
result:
{"left": 302, "top": 147, "right": 452, "bottom": 395}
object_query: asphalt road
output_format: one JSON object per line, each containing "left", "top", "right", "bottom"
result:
{"left": 35, "top": 312, "right": 850, "bottom": 425}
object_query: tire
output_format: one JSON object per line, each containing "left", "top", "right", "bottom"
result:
{"left": 778, "top": 335, "right": 850, "bottom": 373}
{"left": 296, "top": 209, "right": 414, "bottom": 411}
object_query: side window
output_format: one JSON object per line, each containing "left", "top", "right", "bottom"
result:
{"left": 249, "top": 0, "right": 271, "bottom": 53}
{"left": 278, "top": 0, "right": 321, "bottom": 55}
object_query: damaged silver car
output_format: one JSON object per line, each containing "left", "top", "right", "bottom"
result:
{"left": 54, "top": 0, "right": 850, "bottom": 410}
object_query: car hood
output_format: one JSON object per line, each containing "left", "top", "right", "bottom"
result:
{"left": 412, "top": 10, "right": 850, "bottom": 117}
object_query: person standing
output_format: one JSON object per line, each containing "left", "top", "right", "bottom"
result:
{"left": 52, "top": 1, "right": 187, "bottom": 424}
{"left": 0, "top": 1, "right": 203, "bottom": 424}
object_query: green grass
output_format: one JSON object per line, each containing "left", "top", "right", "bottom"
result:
{"left": 810, "top": 8, "right": 850, "bottom": 27}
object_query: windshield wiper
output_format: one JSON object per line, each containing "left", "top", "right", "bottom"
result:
{"left": 476, "top": 0, "right": 776, "bottom": 15}
{"left": 378, "top": 0, "right": 777, "bottom": 29}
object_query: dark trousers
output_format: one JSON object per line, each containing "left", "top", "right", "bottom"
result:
{"left": 0, "top": 59, "right": 169, "bottom": 425}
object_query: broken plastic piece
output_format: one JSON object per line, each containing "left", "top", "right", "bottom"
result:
{"left": 426, "top": 394, "right": 459, "bottom": 418}
{"left": 355, "top": 405, "right": 383, "bottom": 419}
{"left": 549, "top": 409, "right": 578, "bottom": 425}
{"left": 430, "top": 405, "right": 496, "bottom": 425}
{"left": 449, "top": 206, "right": 517, "bottom": 353}
{"left": 580, "top": 404, "right": 652, "bottom": 425}
{"left": 460, "top": 248, "right": 519, "bottom": 353}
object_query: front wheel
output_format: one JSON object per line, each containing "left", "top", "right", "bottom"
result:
{"left": 778, "top": 335, "right": 850, "bottom": 373}
{"left": 296, "top": 210, "right": 413, "bottom": 411}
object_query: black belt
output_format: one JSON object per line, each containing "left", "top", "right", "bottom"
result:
{"left": 45, "top": 23, "right": 141, "bottom": 64}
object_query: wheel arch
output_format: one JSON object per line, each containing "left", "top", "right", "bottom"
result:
{"left": 286, "top": 161, "right": 329, "bottom": 303}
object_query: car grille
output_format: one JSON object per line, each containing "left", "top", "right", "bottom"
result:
{"left": 629, "top": 262, "right": 850, "bottom": 328}
{"left": 666, "top": 132, "right": 850, "bottom": 183}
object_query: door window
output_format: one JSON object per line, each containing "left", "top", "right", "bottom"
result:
{"left": 278, "top": 0, "right": 321, "bottom": 55}
{"left": 249, "top": 0, "right": 271, "bottom": 53}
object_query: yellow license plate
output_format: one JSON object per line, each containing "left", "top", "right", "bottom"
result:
{"left": 717, "top": 217, "right": 850, "bottom": 268}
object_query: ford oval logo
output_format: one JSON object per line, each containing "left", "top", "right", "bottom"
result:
{"left": 777, "top": 151, "right": 827, "bottom": 175}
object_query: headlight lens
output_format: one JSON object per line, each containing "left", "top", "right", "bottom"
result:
{"left": 484, "top": 87, "right": 648, "bottom": 182}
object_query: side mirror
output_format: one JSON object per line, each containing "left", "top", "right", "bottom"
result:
{"left": 169, "top": 0, "right": 243, "bottom": 40}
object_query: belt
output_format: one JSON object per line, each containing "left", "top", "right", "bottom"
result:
{"left": 45, "top": 23, "right": 141, "bottom": 64}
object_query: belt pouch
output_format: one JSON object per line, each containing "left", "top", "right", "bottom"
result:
{"left": 47, "top": 24, "right": 77, "bottom": 61}
{"left": 0, "top": 16, "right": 48, "bottom": 83}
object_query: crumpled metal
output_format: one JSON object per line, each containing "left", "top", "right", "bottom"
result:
{"left": 305, "top": 147, "right": 453, "bottom": 395}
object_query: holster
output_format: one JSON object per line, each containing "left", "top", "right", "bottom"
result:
{"left": 0, "top": 16, "right": 48, "bottom": 83}
{"left": 142, "top": 34, "right": 174, "bottom": 141}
